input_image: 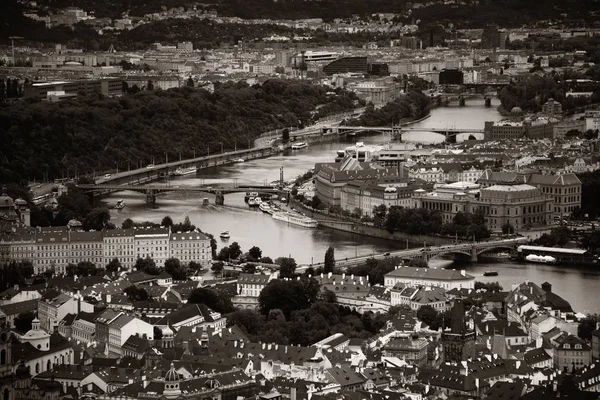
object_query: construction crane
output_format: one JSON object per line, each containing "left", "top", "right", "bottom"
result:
{"left": 9, "top": 36, "right": 23, "bottom": 66}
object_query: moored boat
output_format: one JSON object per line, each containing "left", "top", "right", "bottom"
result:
{"left": 248, "top": 197, "right": 257, "bottom": 207}
{"left": 483, "top": 271, "right": 499, "bottom": 277}
{"left": 220, "top": 231, "right": 230, "bottom": 239}
{"left": 173, "top": 166, "right": 198, "bottom": 176}
{"left": 259, "top": 202, "right": 272, "bottom": 214}
{"left": 272, "top": 211, "right": 318, "bottom": 228}
{"left": 115, "top": 199, "right": 126, "bottom": 209}
{"left": 291, "top": 142, "right": 308, "bottom": 150}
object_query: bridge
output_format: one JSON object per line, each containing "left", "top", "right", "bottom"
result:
{"left": 321, "top": 124, "right": 484, "bottom": 140}
{"left": 297, "top": 237, "right": 528, "bottom": 270}
{"left": 77, "top": 183, "right": 279, "bottom": 205}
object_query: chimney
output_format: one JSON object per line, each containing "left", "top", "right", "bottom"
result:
{"left": 106, "top": 294, "right": 111, "bottom": 303}
{"left": 515, "top": 360, "right": 521, "bottom": 369}
{"left": 460, "top": 270, "right": 466, "bottom": 277}
{"left": 234, "top": 340, "right": 238, "bottom": 348}
{"left": 328, "top": 272, "right": 332, "bottom": 279}
{"left": 536, "top": 337, "right": 542, "bottom": 348}
{"left": 142, "top": 375, "right": 148, "bottom": 388}
{"left": 285, "top": 346, "right": 288, "bottom": 353}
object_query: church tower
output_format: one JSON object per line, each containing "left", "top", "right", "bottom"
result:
{"left": 163, "top": 363, "right": 181, "bottom": 399}
{"left": 441, "top": 300, "right": 476, "bottom": 362}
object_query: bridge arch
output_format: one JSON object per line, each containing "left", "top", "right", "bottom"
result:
{"left": 476, "top": 245, "right": 515, "bottom": 257}
{"left": 426, "top": 250, "right": 473, "bottom": 261}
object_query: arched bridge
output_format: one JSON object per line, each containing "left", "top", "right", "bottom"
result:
{"left": 416, "top": 239, "right": 527, "bottom": 262}
{"left": 77, "top": 183, "right": 279, "bottom": 205}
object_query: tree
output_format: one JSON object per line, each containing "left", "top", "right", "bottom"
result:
{"left": 217, "top": 247, "right": 231, "bottom": 261}
{"left": 211, "top": 261, "right": 224, "bottom": 275}
{"left": 324, "top": 246, "right": 336, "bottom": 273}
{"left": 188, "top": 287, "right": 233, "bottom": 313}
{"left": 161, "top": 216, "right": 173, "bottom": 227}
{"left": 165, "top": 258, "right": 187, "bottom": 280}
{"left": 258, "top": 278, "right": 319, "bottom": 318}
{"left": 124, "top": 285, "right": 149, "bottom": 301}
{"left": 14, "top": 311, "right": 35, "bottom": 333}
{"left": 122, "top": 218, "right": 135, "bottom": 229}
{"left": 502, "top": 222, "right": 515, "bottom": 234}
{"left": 248, "top": 246, "right": 262, "bottom": 260}
{"left": 186, "top": 76, "right": 194, "bottom": 87}
{"left": 475, "top": 281, "right": 503, "bottom": 292}
{"left": 416, "top": 305, "right": 439, "bottom": 329}
{"left": 578, "top": 314, "right": 599, "bottom": 340}
{"left": 282, "top": 128, "right": 290, "bottom": 143}
{"left": 228, "top": 242, "right": 242, "bottom": 259}
{"left": 135, "top": 257, "right": 160, "bottom": 275}
{"left": 276, "top": 257, "right": 297, "bottom": 278}
{"left": 242, "top": 263, "right": 257, "bottom": 273}
{"left": 106, "top": 258, "right": 122, "bottom": 273}
{"left": 408, "top": 258, "right": 428, "bottom": 268}
{"left": 260, "top": 256, "right": 273, "bottom": 264}
{"left": 147, "top": 80, "right": 154, "bottom": 90}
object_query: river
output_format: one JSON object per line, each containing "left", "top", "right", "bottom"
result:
{"left": 100, "top": 98, "right": 600, "bottom": 313}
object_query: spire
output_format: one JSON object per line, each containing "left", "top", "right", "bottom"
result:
{"left": 451, "top": 299, "right": 467, "bottom": 334}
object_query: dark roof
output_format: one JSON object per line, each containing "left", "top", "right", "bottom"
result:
{"left": 485, "top": 380, "right": 527, "bottom": 400}
{"left": 524, "top": 348, "right": 553, "bottom": 366}
{"left": 0, "top": 299, "right": 38, "bottom": 316}
{"left": 12, "top": 333, "right": 72, "bottom": 362}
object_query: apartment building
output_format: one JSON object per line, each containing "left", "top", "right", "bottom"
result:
{"left": 103, "top": 229, "right": 136, "bottom": 270}
{"left": 169, "top": 231, "right": 211, "bottom": 267}
{"left": 38, "top": 291, "right": 94, "bottom": 333}
{"left": 340, "top": 181, "right": 414, "bottom": 216}
{"left": 134, "top": 227, "right": 170, "bottom": 267}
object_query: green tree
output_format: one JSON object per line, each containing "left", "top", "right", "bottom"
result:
{"left": 578, "top": 314, "right": 599, "bottom": 340}
{"left": 186, "top": 76, "right": 194, "bottom": 87}
{"left": 122, "top": 218, "right": 135, "bottom": 229}
{"left": 248, "top": 246, "right": 262, "bottom": 260}
{"left": 260, "top": 256, "right": 273, "bottom": 264}
{"left": 188, "top": 287, "right": 233, "bottom": 313}
{"left": 502, "top": 222, "right": 515, "bottom": 234}
{"left": 408, "top": 258, "right": 428, "bottom": 268}
{"left": 416, "top": 305, "right": 440, "bottom": 329}
{"left": 106, "top": 258, "right": 122, "bottom": 273}
{"left": 275, "top": 257, "right": 297, "bottom": 278}
{"left": 161, "top": 216, "right": 173, "bottom": 227}
{"left": 324, "top": 246, "right": 336, "bottom": 273}
{"left": 211, "top": 261, "right": 224, "bottom": 275}
{"left": 258, "top": 278, "right": 319, "bottom": 318}
{"left": 124, "top": 285, "right": 149, "bottom": 301}
{"left": 282, "top": 128, "right": 290, "bottom": 143}
{"left": 242, "top": 263, "right": 257, "bottom": 273}
{"left": 475, "top": 281, "right": 503, "bottom": 292}
{"left": 147, "top": 80, "right": 154, "bottom": 90}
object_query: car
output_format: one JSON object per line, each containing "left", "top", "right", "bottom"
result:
{"left": 104, "top": 174, "right": 112, "bottom": 178}
{"left": 146, "top": 164, "right": 155, "bottom": 169}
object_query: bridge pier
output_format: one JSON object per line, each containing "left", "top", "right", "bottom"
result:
{"left": 146, "top": 189, "right": 156, "bottom": 205}
{"left": 484, "top": 96, "right": 492, "bottom": 108}
{"left": 458, "top": 96, "right": 465, "bottom": 107}
{"left": 215, "top": 191, "right": 224, "bottom": 206}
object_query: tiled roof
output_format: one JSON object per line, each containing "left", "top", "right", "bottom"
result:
{"left": 386, "top": 266, "right": 473, "bottom": 281}
{"left": 524, "top": 347, "right": 552, "bottom": 365}
{"left": 0, "top": 299, "right": 38, "bottom": 316}
{"left": 238, "top": 273, "right": 270, "bottom": 285}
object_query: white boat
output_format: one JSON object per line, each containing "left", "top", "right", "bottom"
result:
{"left": 234, "top": 158, "right": 245, "bottom": 163}
{"left": 248, "top": 197, "right": 257, "bottom": 207}
{"left": 272, "top": 211, "right": 318, "bottom": 228}
{"left": 259, "top": 202, "right": 272, "bottom": 214}
{"left": 220, "top": 231, "right": 230, "bottom": 239}
{"left": 254, "top": 197, "right": 262, "bottom": 205}
{"left": 335, "top": 142, "right": 384, "bottom": 162}
{"left": 115, "top": 199, "right": 126, "bottom": 210}
{"left": 525, "top": 254, "right": 557, "bottom": 264}
{"left": 291, "top": 142, "right": 308, "bottom": 150}
{"left": 173, "top": 166, "right": 197, "bottom": 176}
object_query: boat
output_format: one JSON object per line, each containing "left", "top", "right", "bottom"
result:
{"left": 483, "top": 271, "right": 499, "bottom": 277}
{"left": 115, "top": 199, "right": 126, "bottom": 210}
{"left": 202, "top": 198, "right": 209, "bottom": 205}
{"left": 272, "top": 211, "right": 318, "bottom": 228}
{"left": 248, "top": 197, "right": 257, "bottom": 207}
{"left": 334, "top": 142, "right": 384, "bottom": 162}
{"left": 291, "top": 142, "right": 308, "bottom": 150}
{"left": 234, "top": 158, "right": 245, "bottom": 163}
{"left": 259, "top": 202, "right": 273, "bottom": 214}
{"left": 525, "top": 254, "right": 557, "bottom": 264}
{"left": 220, "top": 231, "right": 230, "bottom": 239}
{"left": 173, "top": 166, "right": 197, "bottom": 176}
{"left": 480, "top": 251, "right": 511, "bottom": 261}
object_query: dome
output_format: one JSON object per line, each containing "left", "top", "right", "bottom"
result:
{"left": 414, "top": 188, "right": 426, "bottom": 193}
{"left": 455, "top": 192, "right": 467, "bottom": 196}
{"left": 0, "top": 187, "right": 14, "bottom": 207}
{"left": 165, "top": 363, "right": 179, "bottom": 382}
{"left": 64, "top": 61, "right": 82, "bottom": 66}
{"left": 15, "top": 198, "right": 27, "bottom": 206}
{"left": 67, "top": 219, "right": 83, "bottom": 228}
{"left": 511, "top": 106, "right": 523, "bottom": 114}
{"left": 162, "top": 326, "right": 174, "bottom": 337}
{"left": 15, "top": 361, "right": 29, "bottom": 379}
{"left": 384, "top": 186, "right": 397, "bottom": 193}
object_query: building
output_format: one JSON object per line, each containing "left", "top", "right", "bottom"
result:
{"left": 103, "top": 229, "right": 136, "bottom": 271}
{"left": 390, "top": 285, "right": 448, "bottom": 312}
{"left": 340, "top": 181, "right": 414, "bottom": 216}
{"left": 541, "top": 98, "right": 563, "bottom": 115}
{"left": 169, "top": 231, "right": 211, "bottom": 267}
{"left": 350, "top": 79, "right": 399, "bottom": 105}
{"left": 382, "top": 336, "right": 429, "bottom": 367}
{"left": 63, "top": 231, "right": 104, "bottom": 275}
{"left": 441, "top": 300, "right": 476, "bottom": 363}
{"left": 552, "top": 333, "right": 592, "bottom": 372}
{"left": 526, "top": 174, "right": 581, "bottom": 217}
{"left": 38, "top": 291, "right": 94, "bottom": 333}
{"left": 439, "top": 69, "right": 464, "bottom": 85}
{"left": 553, "top": 119, "right": 587, "bottom": 139}
{"left": 71, "top": 312, "right": 99, "bottom": 344}
{"left": 25, "top": 79, "right": 123, "bottom": 99}
{"left": 481, "top": 25, "right": 507, "bottom": 49}
{"left": 134, "top": 227, "right": 170, "bottom": 267}
{"left": 107, "top": 314, "right": 154, "bottom": 356}
{"left": 384, "top": 266, "right": 475, "bottom": 290}
{"left": 412, "top": 182, "right": 554, "bottom": 232}
{"left": 323, "top": 57, "right": 368, "bottom": 75}
{"left": 234, "top": 274, "right": 273, "bottom": 310}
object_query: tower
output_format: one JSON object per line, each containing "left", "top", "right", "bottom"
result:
{"left": 441, "top": 300, "right": 476, "bottom": 363}
{"left": 163, "top": 363, "right": 181, "bottom": 399}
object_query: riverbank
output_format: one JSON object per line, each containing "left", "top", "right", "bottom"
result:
{"left": 290, "top": 200, "right": 455, "bottom": 246}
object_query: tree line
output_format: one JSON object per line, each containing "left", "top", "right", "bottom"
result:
{"left": 0, "top": 80, "right": 358, "bottom": 185}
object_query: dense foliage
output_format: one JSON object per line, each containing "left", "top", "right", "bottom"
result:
{"left": 0, "top": 80, "right": 358, "bottom": 184}
{"left": 347, "top": 257, "right": 401, "bottom": 285}
{"left": 578, "top": 170, "right": 600, "bottom": 219}
{"left": 375, "top": 206, "right": 490, "bottom": 240}
{"left": 188, "top": 287, "right": 234, "bottom": 314}
{"left": 533, "top": 226, "right": 571, "bottom": 247}
{"left": 348, "top": 91, "right": 431, "bottom": 126}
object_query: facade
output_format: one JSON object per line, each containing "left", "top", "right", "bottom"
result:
{"left": 349, "top": 79, "right": 400, "bottom": 105}
{"left": 382, "top": 337, "right": 429, "bottom": 367}
{"left": 169, "top": 231, "right": 211, "bottom": 267}
{"left": 541, "top": 98, "right": 563, "bottom": 115}
{"left": 390, "top": 285, "right": 448, "bottom": 312}
{"left": 134, "top": 227, "right": 170, "bottom": 267}
{"left": 323, "top": 57, "right": 368, "bottom": 75}
{"left": 340, "top": 182, "right": 413, "bottom": 216}
{"left": 25, "top": 79, "right": 123, "bottom": 99}
{"left": 103, "top": 229, "right": 136, "bottom": 271}
{"left": 107, "top": 314, "right": 154, "bottom": 356}
{"left": 526, "top": 174, "right": 581, "bottom": 217}
{"left": 441, "top": 301, "right": 476, "bottom": 363}
{"left": 61, "top": 231, "right": 103, "bottom": 275}
{"left": 71, "top": 312, "right": 98, "bottom": 344}
{"left": 384, "top": 266, "right": 475, "bottom": 290}
{"left": 412, "top": 182, "right": 554, "bottom": 232}
{"left": 553, "top": 119, "right": 586, "bottom": 139}
{"left": 552, "top": 334, "right": 592, "bottom": 372}
{"left": 481, "top": 24, "right": 507, "bottom": 49}
{"left": 38, "top": 291, "right": 94, "bottom": 333}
